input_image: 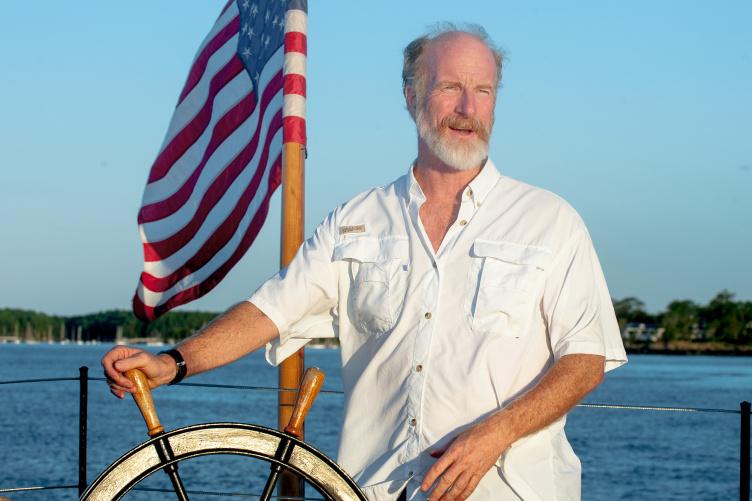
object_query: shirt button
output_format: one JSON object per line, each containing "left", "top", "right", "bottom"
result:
{"left": 410, "top": 418, "right": 417, "bottom": 426}
{"left": 459, "top": 219, "right": 468, "bottom": 226}
{"left": 424, "top": 312, "right": 432, "bottom": 320}
{"left": 466, "top": 188, "right": 473, "bottom": 197}
{"left": 415, "top": 364, "right": 423, "bottom": 372}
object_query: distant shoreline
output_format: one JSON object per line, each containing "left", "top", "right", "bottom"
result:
{"left": 624, "top": 341, "right": 752, "bottom": 356}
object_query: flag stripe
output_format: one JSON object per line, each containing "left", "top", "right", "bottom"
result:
{"left": 145, "top": 46, "right": 283, "bottom": 207}
{"left": 283, "top": 73, "right": 306, "bottom": 98}
{"left": 141, "top": 127, "right": 282, "bottom": 293}
{"left": 133, "top": 153, "right": 282, "bottom": 319}
{"left": 142, "top": 92, "right": 258, "bottom": 252}
{"left": 157, "top": 35, "right": 240, "bottom": 158}
{"left": 283, "top": 52, "right": 306, "bottom": 80}
{"left": 178, "top": 16, "right": 241, "bottom": 104}
{"left": 141, "top": 80, "right": 282, "bottom": 245}
{"left": 284, "top": 31, "right": 306, "bottom": 55}
{"left": 140, "top": 66, "right": 282, "bottom": 244}
{"left": 282, "top": 116, "right": 306, "bottom": 145}
{"left": 146, "top": 56, "right": 245, "bottom": 185}
{"left": 219, "top": 0, "right": 236, "bottom": 17}
{"left": 141, "top": 74, "right": 260, "bottom": 225}
{"left": 143, "top": 73, "right": 283, "bottom": 262}
{"left": 139, "top": 127, "right": 282, "bottom": 300}
{"left": 282, "top": 93, "right": 305, "bottom": 118}
{"left": 284, "top": 9, "right": 307, "bottom": 35}
{"left": 141, "top": 112, "right": 283, "bottom": 292}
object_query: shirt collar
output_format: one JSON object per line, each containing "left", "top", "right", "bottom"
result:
{"left": 405, "top": 158, "right": 502, "bottom": 207}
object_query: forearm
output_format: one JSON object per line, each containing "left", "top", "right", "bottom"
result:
{"left": 486, "top": 353, "right": 604, "bottom": 447}
{"left": 421, "top": 353, "right": 605, "bottom": 497}
{"left": 104, "top": 301, "right": 280, "bottom": 396}
{"left": 173, "top": 301, "right": 279, "bottom": 378}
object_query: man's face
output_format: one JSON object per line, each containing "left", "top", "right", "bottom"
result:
{"left": 413, "top": 33, "right": 497, "bottom": 171}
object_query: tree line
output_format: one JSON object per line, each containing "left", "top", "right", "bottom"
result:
{"left": 614, "top": 290, "right": 752, "bottom": 347}
{"left": 1, "top": 289, "right": 750, "bottom": 347}
{"left": 0, "top": 308, "right": 216, "bottom": 344}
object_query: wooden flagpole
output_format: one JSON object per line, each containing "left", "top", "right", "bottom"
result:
{"left": 279, "top": 141, "right": 306, "bottom": 497}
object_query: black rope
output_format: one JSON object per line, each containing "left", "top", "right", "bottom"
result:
{"left": 579, "top": 402, "right": 741, "bottom": 414}
{"left": 0, "top": 377, "right": 79, "bottom": 385}
{"left": 2, "top": 375, "right": 744, "bottom": 414}
{"left": 0, "top": 484, "right": 78, "bottom": 493}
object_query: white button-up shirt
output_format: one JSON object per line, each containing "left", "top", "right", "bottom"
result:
{"left": 249, "top": 160, "right": 627, "bottom": 500}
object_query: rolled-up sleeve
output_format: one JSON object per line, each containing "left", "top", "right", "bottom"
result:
{"left": 542, "top": 229, "right": 627, "bottom": 372}
{"left": 247, "top": 212, "right": 340, "bottom": 365}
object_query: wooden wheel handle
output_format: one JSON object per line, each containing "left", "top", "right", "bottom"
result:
{"left": 126, "top": 369, "right": 164, "bottom": 437}
{"left": 284, "top": 367, "right": 325, "bottom": 438}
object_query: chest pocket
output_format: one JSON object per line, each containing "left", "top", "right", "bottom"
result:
{"left": 466, "top": 240, "right": 550, "bottom": 338}
{"left": 333, "top": 237, "right": 409, "bottom": 336}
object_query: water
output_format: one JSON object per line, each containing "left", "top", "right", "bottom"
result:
{"left": 0, "top": 344, "right": 749, "bottom": 500}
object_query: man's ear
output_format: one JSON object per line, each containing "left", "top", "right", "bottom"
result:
{"left": 404, "top": 86, "right": 417, "bottom": 119}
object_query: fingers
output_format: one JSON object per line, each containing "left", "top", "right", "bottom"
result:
{"left": 431, "top": 463, "right": 465, "bottom": 501}
{"left": 458, "top": 473, "right": 481, "bottom": 500}
{"left": 101, "top": 346, "right": 154, "bottom": 396}
{"left": 421, "top": 446, "right": 454, "bottom": 492}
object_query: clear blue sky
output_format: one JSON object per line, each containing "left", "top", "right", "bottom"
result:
{"left": 1, "top": 1, "right": 750, "bottom": 316}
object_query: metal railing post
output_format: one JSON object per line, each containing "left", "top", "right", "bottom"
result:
{"left": 742, "top": 401, "right": 750, "bottom": 501}
{"left": 79, "top": 366, "right": 89, "bottom": 497}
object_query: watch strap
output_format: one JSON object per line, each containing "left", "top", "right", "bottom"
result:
{"left": 159, "top": 349, "right": 187, "bottom": 385}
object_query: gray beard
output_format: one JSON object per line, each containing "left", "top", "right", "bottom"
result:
{"left": 416, "top": 107, "right": 489, "bottom": 171}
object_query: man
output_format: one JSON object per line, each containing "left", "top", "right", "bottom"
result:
{"left": 104, "top": 24, "right": 627, "bottom": 500}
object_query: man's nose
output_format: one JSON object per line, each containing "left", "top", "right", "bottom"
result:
{"left": 455, "top": 89, "right": 476, "bottom": 117}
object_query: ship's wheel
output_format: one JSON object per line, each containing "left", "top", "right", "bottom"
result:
{"left": 81, "top": 368, "right": 366, "bottom": 501}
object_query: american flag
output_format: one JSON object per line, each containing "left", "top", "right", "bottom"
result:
{"left": 133, "top": 0, "right": 307, "bottom": 321}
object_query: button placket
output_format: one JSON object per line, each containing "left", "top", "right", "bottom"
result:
{"left": 404, "top": 262, "right": 439, "bottom": 464}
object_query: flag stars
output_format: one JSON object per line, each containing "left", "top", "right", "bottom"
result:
{"left": 265, "top": 10, "right": 270, "bottom": 21}
{"left": 250, "top": 4, "right": 258, "bottom": 16}
{"left": 248, "top": 27, "right": 255, "bottom": 38}
{"left": 241, "top": 0, "right": 250, "bottom": 9}
{"left": 242, "top": 47, "right": 252, "bottom": 58}
{"left": 241, "top": 23, "right": 249, "bottom": 35}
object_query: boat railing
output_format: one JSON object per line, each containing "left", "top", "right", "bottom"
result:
{"left": 1, "top": 367, "right": 749, "bottom": 500}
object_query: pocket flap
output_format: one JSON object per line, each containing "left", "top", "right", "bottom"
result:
{"left": 471, "top": 240, "right": 550, "bottom": 268}
{"left": 333, "top": 237, "right": 408, "bottom": 263}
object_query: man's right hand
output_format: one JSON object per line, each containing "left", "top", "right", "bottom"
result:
{"left": 101, "top": 346, "right": 177, "bottom": 399}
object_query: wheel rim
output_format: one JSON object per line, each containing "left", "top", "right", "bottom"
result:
{"left": 81, "top": 422, "right": 365, "bottom": 501}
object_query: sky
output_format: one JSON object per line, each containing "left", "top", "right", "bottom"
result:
{"left": 0, "top": 1, "right": 750, "bottom": 316}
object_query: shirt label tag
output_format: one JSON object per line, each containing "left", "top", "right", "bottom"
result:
{"left": 339, "top": 224, "right": 366, "bottom": 235}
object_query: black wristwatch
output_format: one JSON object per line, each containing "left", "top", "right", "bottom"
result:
{"left": 159, "top": 349, "right": 187, "bottom": 385}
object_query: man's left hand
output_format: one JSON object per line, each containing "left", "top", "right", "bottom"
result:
{"left": 420, "top": 416, "right": 510, "bottom": 501}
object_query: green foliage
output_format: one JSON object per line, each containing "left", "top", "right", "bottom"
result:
{"left": 612, "top": 297, "right": 656, "bottom": 331}
{"left": 612, "top": 290, "right": 752, "bottom": 346}
{"left": 0, "top": 308, "right": 218, "bottom": 343}
{"left": 660, "top": 300, "right": 700, "bottom": 343}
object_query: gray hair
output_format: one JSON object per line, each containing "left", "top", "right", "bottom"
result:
{"left": 402, "top": 23, "right": 505, "bottom": 97}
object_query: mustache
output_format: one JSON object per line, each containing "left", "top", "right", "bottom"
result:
{"left": 438, "top": 115, "right": 491, "bottom": 143}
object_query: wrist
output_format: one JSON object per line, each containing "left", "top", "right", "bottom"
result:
{"left": 158, "top": 349, "right": 187, "bottom": 385}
